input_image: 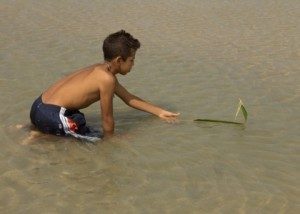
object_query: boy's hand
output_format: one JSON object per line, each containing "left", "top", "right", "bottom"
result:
{"left": 158, "top": 110, "right": 180, "bottom": 123}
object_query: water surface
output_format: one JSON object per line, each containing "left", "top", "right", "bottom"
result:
{"left": 0, "top": 0, "right": 299, "bottom": 213}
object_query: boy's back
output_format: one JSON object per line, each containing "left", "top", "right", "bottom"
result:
{"left": 42, "top": 63, "right": 112, "bottom": 110}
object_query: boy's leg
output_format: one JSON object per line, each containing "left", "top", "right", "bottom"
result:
{"left": 21, "top": 130, "right": 42, "bottom": 145}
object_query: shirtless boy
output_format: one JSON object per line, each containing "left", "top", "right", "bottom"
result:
{"left": 30, "top": 30, "right": 179, "bottom": 140}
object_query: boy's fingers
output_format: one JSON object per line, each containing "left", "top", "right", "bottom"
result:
{"left": 167, "top": 112, "right": 180, "bottom": 117}
{"left": 164, "top": 116, "right": 180, "bottom": 123}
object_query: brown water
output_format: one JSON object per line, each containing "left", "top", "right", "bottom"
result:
{"left": 1, "top": 0, "right": 299, "bottom": 213}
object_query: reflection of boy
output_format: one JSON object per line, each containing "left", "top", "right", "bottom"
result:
{"left": 30, "top": 30, "right": 179, "bottom": 140}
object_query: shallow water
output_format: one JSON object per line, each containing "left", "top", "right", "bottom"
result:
{"left": 1, "top": 0, "right": 299, "bottom": 213}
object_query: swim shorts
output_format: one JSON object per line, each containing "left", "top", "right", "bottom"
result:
{"left": 30, "top": 95, "right": 101, "bottom": 142}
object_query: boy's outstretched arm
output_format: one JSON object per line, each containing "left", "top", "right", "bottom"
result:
{"left": 115, "top": 80, "right": 180, "bottom": 122}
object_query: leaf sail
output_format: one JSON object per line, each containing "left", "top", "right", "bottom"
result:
{"left": 194, "top": 99, "right": 248, "bottom": 124}
{"left": 235, "top": 98, "right": 248, "bottom": 122}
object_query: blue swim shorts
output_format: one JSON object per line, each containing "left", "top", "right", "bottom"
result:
{"left": 30, "top": 95, "right": 101, "bottom": 142}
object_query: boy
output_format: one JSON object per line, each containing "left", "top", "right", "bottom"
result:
{"left": 30, "top": 30, "right": 179, "bottom": 140}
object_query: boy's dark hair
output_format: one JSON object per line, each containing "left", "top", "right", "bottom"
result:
{"left": 103, "top": 30, "right": 141, "bottom": 61}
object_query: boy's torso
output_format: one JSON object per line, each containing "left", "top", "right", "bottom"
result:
{"left": 42, "top": 63, "right": 113, "bottom": 110}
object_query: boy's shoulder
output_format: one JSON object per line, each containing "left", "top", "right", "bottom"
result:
{"left": 92, "top": 65, "right": 116, "bottom": 85}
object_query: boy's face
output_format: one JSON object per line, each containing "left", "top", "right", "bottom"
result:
{"left": 119, "top": 52, "right": 136, "bottom": 75}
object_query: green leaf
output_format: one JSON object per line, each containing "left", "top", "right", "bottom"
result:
{"left": 193, "top": 119, "right": 243, "bottom": 125}
{"left": 241, "top": 104, "right": 248, "bottom": 122}
{"left": 235, "top": 98, "right": 248, "bottom": 123}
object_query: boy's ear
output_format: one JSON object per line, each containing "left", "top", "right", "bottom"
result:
{"left": 115, "top": 56, "right": 123, "bottom": 64}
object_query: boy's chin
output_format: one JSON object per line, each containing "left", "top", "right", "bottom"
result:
{"left": 120, "top": 70, "right": 130, "bottom": 75}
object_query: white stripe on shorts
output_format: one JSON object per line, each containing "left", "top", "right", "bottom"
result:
{"left": 59, "top": 107, "right": 100, "bottom": 142}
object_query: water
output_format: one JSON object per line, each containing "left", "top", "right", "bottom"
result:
{"left": 1, "top": 0, "right": 299, "bottom": 213}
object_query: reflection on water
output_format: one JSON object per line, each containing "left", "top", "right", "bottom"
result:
{"left": 0, "top": 0, "right": 299, "bottom": 213}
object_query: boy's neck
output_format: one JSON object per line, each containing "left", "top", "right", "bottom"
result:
{"left": 104, "top": 61, "right": 111, "bottom": 71}
{"left": 103, "top": 61, "right": 118, "bottom": 75}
